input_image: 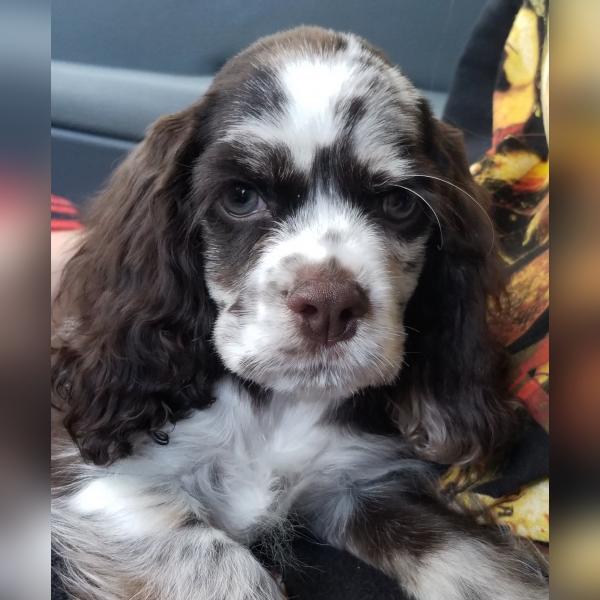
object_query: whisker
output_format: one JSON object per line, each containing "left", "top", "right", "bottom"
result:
{"left": 403, "top": 325, "right": 421, "bottom": 334}
{"left": 404, "top": 174, "right": 496, "bottom": 255}
{"left": 367, "top": 326, "right": 405, "bottom": 339}
{"left": 393, "top": 184, "right": 444, "bottom": 250}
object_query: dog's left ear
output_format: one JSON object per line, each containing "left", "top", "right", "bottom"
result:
{"left": 392, "top": 100, "right": 516, "bottom": 467}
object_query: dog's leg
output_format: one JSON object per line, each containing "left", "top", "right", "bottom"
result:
{"left": 303, "top": 474, "right": 548, "bottom": 600}
{"left": 52, "top": 476, "right": 284, "bottom": 600}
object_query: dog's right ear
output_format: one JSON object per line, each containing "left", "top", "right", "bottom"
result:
{"left": 52, "top": 100, "right": 222, "bottom": 466}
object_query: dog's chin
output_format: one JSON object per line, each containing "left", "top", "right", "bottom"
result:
{"left": 233, "top": 351, "right": 403, "bottom": 400}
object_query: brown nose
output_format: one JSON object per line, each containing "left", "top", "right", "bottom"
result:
{"left": 286, "top": 279, "right": 369, "bottom": 345}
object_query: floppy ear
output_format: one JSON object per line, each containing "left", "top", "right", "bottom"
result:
{"left": 52, "top": 101, "right": 222, "bottom": 465}
{"left": 393, "top": 107, "right": 516, "bottom": 467}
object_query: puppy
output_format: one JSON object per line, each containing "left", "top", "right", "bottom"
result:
{"left": 52, "top": 26, "right": 548, "bottom": 600}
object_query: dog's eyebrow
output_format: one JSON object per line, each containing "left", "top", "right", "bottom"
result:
{"left": 225, "top": 140, "right": 303, "bottom": 182}
{"left": 204, "top": 139, "right": 307, "bottom": 205}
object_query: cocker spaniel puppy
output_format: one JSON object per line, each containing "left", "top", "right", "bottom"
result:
{"left": 52, "top": 26, "right": 548, "bottom": 600}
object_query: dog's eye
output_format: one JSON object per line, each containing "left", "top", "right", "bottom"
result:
{"left": 382, "top": 190, "right": 418, "bottom": 222}
{"left": 222, "top": 185, "right": 266, "bottom": 218}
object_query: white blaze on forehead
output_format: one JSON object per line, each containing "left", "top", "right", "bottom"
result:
{"left": 221, "top": 36, "right": 396, "bottom": 170}
{"left": 222, "top": 50, "right": 360, "bottom": 170}
{"left": 221, "top": 39, "right": 420, "bottom": 177}
{"left": 274, "top": 54, "right": 355, "bottom": 167}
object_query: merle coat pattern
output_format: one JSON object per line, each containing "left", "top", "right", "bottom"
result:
{"left": 52, "top": 27, "right": 548, "bottom": 600}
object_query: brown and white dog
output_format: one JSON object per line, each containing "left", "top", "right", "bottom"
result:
{"left": 52, "top": 26, "right": 548, "bottom": 600}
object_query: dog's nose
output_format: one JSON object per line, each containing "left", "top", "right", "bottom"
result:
{"left": 287, "top": 278, "right": 369, "bottom": 345}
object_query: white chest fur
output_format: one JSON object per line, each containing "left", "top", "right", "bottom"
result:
{"left": 70, "top": 376, "right": 355, "bottom": 542}
{"left": 172, "top": 378, "right": 340, "bottom": 538}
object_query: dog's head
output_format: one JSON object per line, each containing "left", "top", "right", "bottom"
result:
{"left": 53, "top": 27, "right": 512, "bottom": 465}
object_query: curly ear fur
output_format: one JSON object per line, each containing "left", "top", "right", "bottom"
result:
{"left": 392, "top": 101, "right": 517, "bottom": 467}
{"left": 52, "top": 102, "right": 222, "bottom": 465}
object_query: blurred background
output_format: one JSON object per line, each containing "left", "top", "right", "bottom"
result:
{"left": 552, "top": 1, "right": 600, "bottom": 599}
{"left": 1, "top": 0, "right": 600, "bottom": 598}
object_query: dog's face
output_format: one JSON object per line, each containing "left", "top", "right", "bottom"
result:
{"left": 195, "top": 28, "right": 438, "bottom": 397}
